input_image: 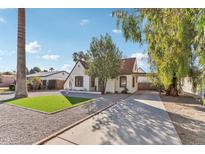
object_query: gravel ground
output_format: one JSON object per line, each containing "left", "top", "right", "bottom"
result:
{"left": 0, "top": 90, "right": 130, "bottom": 144}
{"left": 161, "top": 94, "right": 205, "bottom": 144}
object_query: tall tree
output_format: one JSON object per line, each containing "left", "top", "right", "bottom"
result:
{"left": 194, "top": 9, "right": 205, "bottom": 69}
{"left": 72, "top": 51, "right": 89, "bottom": 62}
{"left": 30, "top": 66, "right": 41, "bottom": 74}
{"left": 15, "top": 8, "right": 28, "bottom": 98}
{"left": 87, "top": 34, "right": 122, "bottom": 94}
{"left": 113, "top": 9, "right": 204, "bottom": 96}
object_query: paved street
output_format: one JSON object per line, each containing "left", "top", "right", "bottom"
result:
{"left": 45, "top": 91, "right": 181, "bottom": 145}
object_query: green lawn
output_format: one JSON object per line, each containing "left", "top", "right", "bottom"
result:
{"left": 6, "top": 95, "right": 93, "bottom": 113}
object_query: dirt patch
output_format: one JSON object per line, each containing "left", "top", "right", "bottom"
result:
{"left": 161, "top": 94, "right": 205, "bottom": 144}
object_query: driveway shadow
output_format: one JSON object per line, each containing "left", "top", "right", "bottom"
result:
{"left": 90, "top": 96, "right": 182, "bottom": 145}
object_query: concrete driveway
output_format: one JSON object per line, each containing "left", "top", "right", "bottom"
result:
{"left": 44, "top": 91, "right": 181, "bottom": 145}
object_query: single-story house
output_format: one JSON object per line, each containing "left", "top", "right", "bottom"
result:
{"left": 64, "top": 58, "right": 148, "bottom": 93}
{"left": 0, "top": 74, "right": 16, "bottom": 87}
{"left": 27, "top": 71, "right": 69, "bottom": 89}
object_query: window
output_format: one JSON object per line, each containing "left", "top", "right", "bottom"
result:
{"left": 132, "top": 77, "right": 135, "bottom": 87}
{"left": 120, "top": 76, "right": 127, "bottom": 88}
{"left": 91, "top": 77, "right": 95, "bottom": 87}
{"left": 75, "top": 76, "right": 83, "bottom": 87}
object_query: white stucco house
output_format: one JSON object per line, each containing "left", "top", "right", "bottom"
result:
{"left": 64, "top": 58, "right": 146, "bottom": 94}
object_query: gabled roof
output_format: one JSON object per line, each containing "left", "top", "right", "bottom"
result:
{"left": 119, "top": 58, "right": 136, "bottom": 75}
{"left": 79, "top": 58, "right": 137, "bottom": 75}
{"left": 137, "top": 67, "right": 146, "bottom": 73}
{"left": 79, "top": 60, "right": 89, "bottom": 69}
{"left": 27, "top": 71, "right": 69, "bottom": 78}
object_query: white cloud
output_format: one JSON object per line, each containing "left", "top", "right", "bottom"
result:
{"left": 80, "top": 19, "right": 89, "bottom": 26}
{"left": 42, "top": 54, "right": 60, "bottom": 61}
{"left": 112, "top": 29, "right": 122, "bottom": 34}
{"left": 26, "top": 41, "right": 41, "bottom": 53}
{"left": 61, "top": 64, "right": 72, "bottom": 72}
{"left": 131, "top": 52, "right": 148, "bottom": 60}
{"left": 131, "top": 52, "right": 150, "bottom": 72}
{"left": 0, "top": 17, "right": 6, "bottom": 23}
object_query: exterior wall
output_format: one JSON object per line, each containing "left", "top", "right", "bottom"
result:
{"left": 64, "top": 61, "right": 90, "bottom": 91}
{"left": 114, "top": 75, "right": 138, "bottom": 93}
{"left": 105, "top": 79, "right": 116, "bottom": 93}
{"left": 182, "top": 77, "right": 205, "bottom": 99}
{"left": 0, "top": 75, "right": 15, "bottom": 87}
{"left": 55, "top": 80, "right": 65, "bottom": 89}
{"left": 138, "top": 76, "right": 150, "bottom": 83}
{"left": 181, "top": 77, "right": 194, "bottom": 94}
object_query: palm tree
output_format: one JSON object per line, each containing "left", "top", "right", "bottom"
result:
{"left": 15, "top": 8, "right": 28, "bottom": 98}
{"left": 49, "top": 67, "right": 55, "bottom": 72}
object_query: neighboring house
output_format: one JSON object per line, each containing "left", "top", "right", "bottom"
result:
{"left": 181, "top": 70, "right": 205, "bottom": 99}
{"left": 27, "top": 71, "right": 69, "bottom": 89}
{"left": 0, "top": 74, "right": 16, "bottom": 87}
{"left": 64, "top": 58, "right": 147, "bottom": 93}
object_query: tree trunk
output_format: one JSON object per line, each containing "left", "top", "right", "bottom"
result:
{"left": 15, "top": 8, "right": 28, "bottom": 98}
{"left": 166, "top": 76, "right": 179, "bottom": 97}
{"left": 99, "top": 79, "right": 107, "bottom": 94}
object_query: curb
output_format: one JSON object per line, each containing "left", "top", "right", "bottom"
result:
{"left": 34, "top": 102, "right": 116, "bottom": 145}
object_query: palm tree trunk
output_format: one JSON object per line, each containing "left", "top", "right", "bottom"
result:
{"left": 15, "top": 8, "right": 28, "bottom": 98}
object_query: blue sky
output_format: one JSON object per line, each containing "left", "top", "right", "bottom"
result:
{"left": 0, "top": 8, "right": 149, "bottom": 73}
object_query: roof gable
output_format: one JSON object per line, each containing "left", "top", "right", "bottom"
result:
{"left": 119, "top": 58, "right": 136, "bottom": 75}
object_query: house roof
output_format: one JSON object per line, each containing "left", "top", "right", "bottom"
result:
{"left": 0, "top": 74, "right": 16, "bottom": 78}
{"left": 119, "top": 58, "right": 136, "bottom": 75}
{"left": 79, "top": 60, "right": 89, "bottom": 69}
{"left": 73, "top": 58, "right": 137, "bottom": 75}
{"left": 137, "top": 67, "right": 146, "bottom": 73}
{"left": 27, "top": 71, "right": 69, "bottom": 78}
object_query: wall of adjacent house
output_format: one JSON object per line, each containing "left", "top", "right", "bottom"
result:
{"left": 0, "top": 75, "right": 15, "bottom": 87}
{"left": 138, "top": 76, "right": 150, "bottom": 83}
{"left": 64, "top": 61, "right": 90, "bottom": 91}
{"left": 181, "top": 77, "right": 194, "bottom": 94}
{"left": 182, "top": 77, "right": 205, "bottom": 99}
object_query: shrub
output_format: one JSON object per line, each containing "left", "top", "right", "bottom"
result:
{"left": 9, "top": 84, "right": 15, "bottom": 91}
{"left": 203, "top": 100, "right": 205, "bottom": 106}
{"left": 32, "top": 77, "right": 42, "bottom": 90}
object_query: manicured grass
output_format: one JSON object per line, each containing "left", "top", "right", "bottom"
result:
{"left": 6, "top": 95, "right": 93, "bottom": 113}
